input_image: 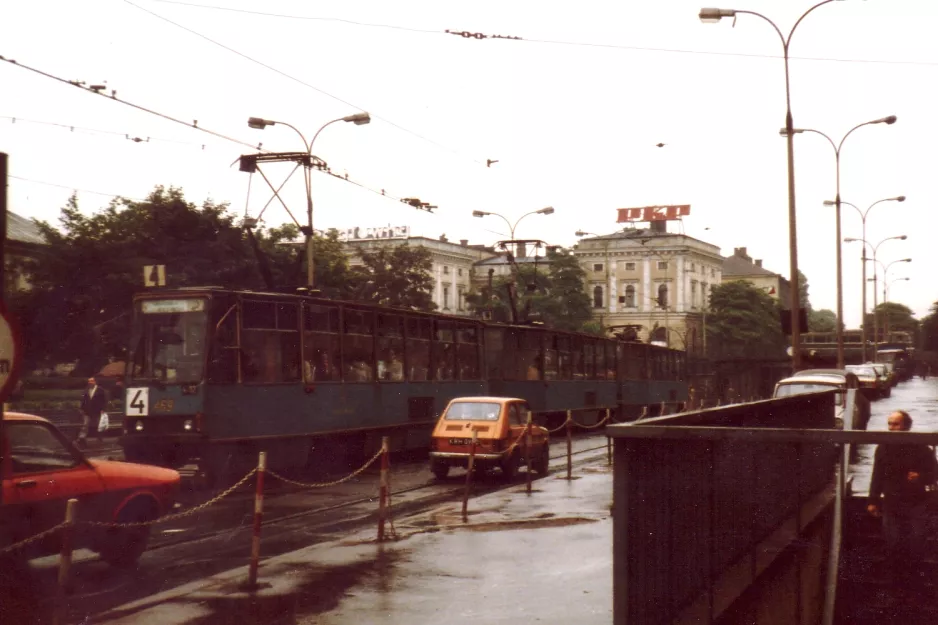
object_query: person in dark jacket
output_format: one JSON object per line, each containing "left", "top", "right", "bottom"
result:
{"left": 867, "top": 410, "right": 937, "bottom": 588}
{"left": 78, "top": 376, "right": 108, "bottom": 447}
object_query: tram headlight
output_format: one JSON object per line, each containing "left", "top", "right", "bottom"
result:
{"left": 135, "top": 420, "right": 144, "bottom": 432}
{"left": 183, "top": 419, "right": 193, "bottom": 432}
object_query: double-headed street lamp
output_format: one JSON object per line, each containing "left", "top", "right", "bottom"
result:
{"left": 823, "top": 195, "right": 905, "bottom": 362}
{"left": 700, "top": 0, "right": 842, "bottom": 372}
{"left": 844, "top": 235, "right": 908, "bottom": 358}
{"left": 783, "top": 116, "right": 897, "bottom": 368}
{"left": 884, "top": 276, "right": 910, "bottom": 304}
{"left": 248, "top": 112, "right": 371, "bottom": 291}
{"left": 472, "top": 206, "right": 555, "bottom": 243}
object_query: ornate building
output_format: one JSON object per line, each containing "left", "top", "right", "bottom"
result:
{"left": 573, "top": 222, "right": 723, "bottom": 356}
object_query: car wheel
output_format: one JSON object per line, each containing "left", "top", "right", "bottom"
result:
{"left": 99, "top": 499, "right": 156, "bottom": 568}
{"left": 431, "top": 461, "right": 449, "bottom": 480}
{"left": 501, "top": 451, "right": 519, "bottom": 481}
{"left": 533, "top": 445, "right": 550, "bottom": 476}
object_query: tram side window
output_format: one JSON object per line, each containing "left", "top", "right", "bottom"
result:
{"left": 556, "top": 336, "right": 572, "bottom": 380}
{"left": 583, "top": 340, "right": 596, "bottom": 379}
{"left": 434, "top": 321, "right": 455, "bottom": 381}
{"left": 303, "top": 304, "right": 341, "bottom": 382}
{"left": 241, "top": 301, "right": 300, "bottom": 384}
{"left": 595, "top": 340, "right": 607, "bottom": 380}
{"left": 571, "top": 337, "right": 585, "bottom": 380}
{"left": 456, "top": 323, "right": 480, "bottom": 380}
{"left": 406, "top": 317, "right": 432, "bottom": 381}
{"left": 484, "top": 328, "right": 504, "bottom": 381}
{"left": 606, "top": 342, "right": 617, "bottom": 380}
{"left": 208, "top": 302, "right": 238, "bottom": 384}
{"left": 377, "top": 314, "right": 404, "bottom": 382}
{"left": 518, "top": 330, "right": 542, "bottom": 381}
{"left": 543, "top": 333, "right": 559, "bottom": 381}
{"left": 344, "top": 309, "right": 375, "bottom": 382}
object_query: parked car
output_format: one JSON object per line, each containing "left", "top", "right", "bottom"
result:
{"left": 845, "top": 364, "right": 886, "bottom": 399}
{"left": 773, "top": 370, "right": 871, "bottom": 430}
{"left": 429, "top": 396, "right": 550, "bottom": 480}
{"left": 866, "top": 363, "right": 893, "bottom": 396}
{"left": 1, "top": 412, "right": 180, "bottom": 567}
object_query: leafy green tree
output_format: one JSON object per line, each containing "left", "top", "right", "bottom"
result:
{"left": 922, "top": 301, "right": 938, "bottom": 352}
{"left": 347, "top": 244, "right": 436, "bottom": 310}
{"left": 706, "top": 280, "right": 787, "bottom": 360}
{"left": 808, "top": 308, "right": 838, "bottom": 333}
{"left": 466, "top": 247, "right": 595, "bottom": 332}
{"left": 865, "top": 302, "right": 920, "bottom": 344}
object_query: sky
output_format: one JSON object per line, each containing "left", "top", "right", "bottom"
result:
{"left": 2, "top": 0, "right": 936, "bottom": 327}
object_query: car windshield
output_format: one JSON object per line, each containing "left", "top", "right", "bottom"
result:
{"left": 847, "top": 367, "right": 876, "bottom": 378}
{"left": 444, "top": 402, "right": 501, "bottom": 421}
{"left": 775, "top": 383, "right": 843, "bottom": 406}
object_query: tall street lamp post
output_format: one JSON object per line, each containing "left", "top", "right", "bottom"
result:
{"left": 472, "top": 206, "right": 555, "bottom": 243}
{"left": 823, "top": 195, "right": 905, "bottom": 362}
{"left": 785, "top": 116, "right": 897, "bottom": 367}
{"left": 248, "top": 112, "right": 371, "bottom": 291}
{"left": 882, "top": 275, "right": 910, "bottom": 338}
{"left": 700, "top": 0, "right": 841, "bottom": 372}
{"left": 845, "top": 236, "right": 908, "bottom": 359}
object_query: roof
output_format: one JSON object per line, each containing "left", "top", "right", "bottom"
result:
{"left": 446, "top": 396, "right": 523, "bottom": 404}
{"left": 2, "top": 412, "right": 48, "bottom": 423}
{"left": 8, "top": 212, "right": 44, "bottom": 245}
{"left": 776, "top": 375, "right": 845, "bottom": 386}
{"left": 722, "top": 253, "right": 777, "bottom": 277}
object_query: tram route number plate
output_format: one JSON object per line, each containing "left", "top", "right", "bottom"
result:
{"left": 126, "top": 387, "right": 149, "bottom": 417}
{"left": 448, "top": 438, "right": 471, "bottom": 445}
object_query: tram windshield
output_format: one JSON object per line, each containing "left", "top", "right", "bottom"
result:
{"left": 129, "top": 298, "right": 208, "bottom": 383}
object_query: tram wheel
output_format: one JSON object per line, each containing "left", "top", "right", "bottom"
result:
{"left": 431, "top": 461, "right": 450, "bottom": 480}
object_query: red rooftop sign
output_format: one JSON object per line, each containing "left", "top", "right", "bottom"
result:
{"left": 617, "top": 204, "right": 691, "bottom": 223}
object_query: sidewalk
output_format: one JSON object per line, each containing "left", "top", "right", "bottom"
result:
{"left": 96, "top": 460, "right": 615, "bottom": 625}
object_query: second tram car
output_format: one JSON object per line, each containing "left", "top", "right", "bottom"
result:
{"left": 120, "top": 287, "right": 687, "bottom": 477}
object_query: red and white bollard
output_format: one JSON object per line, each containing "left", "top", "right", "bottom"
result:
{"left": 566, "top": 410, "right": 573, "bottom": 480}
{"left": 606, "top": 408, "right": 612, "bottom": 465}
{"left": 247, "top": 451, "right": 266, "bottom": 588}
{"left": 462, "top": 430, "right": 478, "bottom": 522}
{"left": 53, "top": 498, "right": 79, "bottom": 625}
{"left": 525, "top": 412, "right": 533, "bottom": 494}
{"left": 378, "top": 436, "right": 390, "bottom": 541}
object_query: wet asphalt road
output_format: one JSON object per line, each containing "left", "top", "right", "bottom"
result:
{"left": 849, "top": 375, "right": 938, "bottom": 496}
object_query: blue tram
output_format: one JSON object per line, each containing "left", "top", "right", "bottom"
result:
{"left": 119, "top": 287, "right": 687, "bottom": 474}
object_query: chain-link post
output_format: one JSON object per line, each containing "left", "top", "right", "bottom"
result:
{"left": 565, "top": 410, "right": 573, "bottom": 480}
{"left": 606, "top": 408, "right": 612, "bottom": 466}
{"left": 247, "top": 451, "right": 266, "bottom": 589}
{"left": 53, "top": 498, "right": 78, "bottom": 625}
{"left": 462, "top": 430, "right": 478, "bottom": 522}
{"left": 525, "top": 411, "right": 533, "bottom": 494}
{"left": 378, "top": 436, "right": 390, "bottom": 542}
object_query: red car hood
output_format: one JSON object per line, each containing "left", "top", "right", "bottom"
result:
{"left": 89, "top": 459, "right": 181, "bottom": 490}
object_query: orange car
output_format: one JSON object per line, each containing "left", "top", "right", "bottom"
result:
{"left": 429, "top": 396, "right": 550, "bottom": 480}
{"left": 1, "top": 412, "right": 180, "bottom": 567}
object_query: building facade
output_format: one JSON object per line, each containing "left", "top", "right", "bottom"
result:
{"left": 573, "top": 223, "right": 723, "bottom": 355}
{"left": 721, "top": 247, "right": 791, "bottom": 304}
{"left": 342, "top": 235, "right": 497, "bottom": 315}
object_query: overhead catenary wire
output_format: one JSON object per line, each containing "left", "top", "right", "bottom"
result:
{"left": 140, "top": 0, "right": 938, "bottom": 69}
{"left": 1, "top": 115, "right": 207, "bottom": 148}
{"left": 124, "top": 0, "right": 488, "bottom": 166}
{"left": 9, "top": 175, "right": 145, "bottom": 201}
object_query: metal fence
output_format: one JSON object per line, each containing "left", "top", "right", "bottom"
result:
{"left": 608, "top": 393, "right": 838, "bottom": 625}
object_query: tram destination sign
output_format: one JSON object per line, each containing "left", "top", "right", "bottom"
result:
{"left": 337, "top": 224, "right": 410, "bottom": 241}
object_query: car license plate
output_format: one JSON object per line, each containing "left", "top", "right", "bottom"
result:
{"left": 448, "top": 438, "right": 471, "bottom": 445}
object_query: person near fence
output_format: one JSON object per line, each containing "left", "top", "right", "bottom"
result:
{"left": 79, "top": 376, "right": 108, "bottom": 447}
{"left": 867, "top": 410, "right": 938, "bottom": 590}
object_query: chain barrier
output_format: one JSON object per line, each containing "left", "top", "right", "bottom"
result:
{"left": 82, "top": 468, "right": 258, "bottom": 529}
{"left": 569, "top": 411, "right": 612, "bottom": 430}
{"left": 267, "top": 447, "right": 385, "bottom": 489}
{"left": 545, "top": 415, "right": 571, "bottom": 434}
{"left": 0, "top": 521, "right": 69, "bottom": 556}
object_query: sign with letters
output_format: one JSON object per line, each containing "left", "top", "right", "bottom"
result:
{"left": 337, "top": 225, "right": 410, "bottom": 241}
{"left": 617, "top": 205, "right": 691, "bottom": 223}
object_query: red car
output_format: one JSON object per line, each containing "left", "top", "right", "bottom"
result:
{"left": 1, "top": 412, "right": 180, "bottom": 567}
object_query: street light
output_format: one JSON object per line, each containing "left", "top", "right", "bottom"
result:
{"left": 471, "top": 206, "right": 555, "bottom": 240}
{"left": 248, "top": 111, "right": 371, "bottom": 290}
{"left": 884, "top": 276, "right": 910, "bottom": 303}
{"left": 783, "top": 116, "right": 897, "bottom": 367}
{"left": 845, "top": 236, "right": 908, "bottom": 358}
{"left": 823, "top": 195, "right": 905, "bottom": 361}
{"left": 700, "top": 0, "right": 841, "bottom": 372}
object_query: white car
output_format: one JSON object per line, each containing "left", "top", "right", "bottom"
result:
{"left": 773, "top": 370, "right": 870, "bottom": 430}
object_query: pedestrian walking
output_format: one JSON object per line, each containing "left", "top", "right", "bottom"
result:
{"left": 867, "top": 410, "right": 938, "bottom": 592}
{"left": 78, "top": 376, "right": 108, "bottom": 447}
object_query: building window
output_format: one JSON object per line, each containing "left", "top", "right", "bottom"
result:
{"left": 711, "top": 268, "right": 716, "bottom": 277}
{"left": 624, "top": 285, "right": 636, "bottom": 308}
{"left": 689, "top": 262, "right": 696, "bottom": 272}
{"left": 443, "top": 286, "right": 450, "bottom": 309}
{"left": 657, "top": 284, "right": 669, "bottom": 309}
{"left": 593, "top": 285, "right": 604, "bottom": 309}
{"left": 657, "top": 261, "right": 669, "bottom": 271}
{"left": 701, "top": 282, "right": 708, "bottom": 307}
{"left": 457, "top": 287, "right": 465, "bottom": 311}
{"left": 625, "top": 262, "right": 636, "bottom": 271}
{"left": 443, "top": 266, "right": 450, "bottom": 275}
{"left": 593, "top": 263, "right": 604, "bottom": 272}
{"left": 457, "top": 268, "right": 463, "bottom": 277}
{"left": 690, "top": 281, "right": 697, "bottom": 308}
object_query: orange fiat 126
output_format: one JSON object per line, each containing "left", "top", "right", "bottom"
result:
{"left": 429, "top": 396, "right": 550, "bottom": 480}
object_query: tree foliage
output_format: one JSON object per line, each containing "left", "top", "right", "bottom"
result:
{"left": 465, "top": 247, "right": 596, "bottom": 333}
{"left": 808, "top": 308, "right": 838, "bottom": 333}
{"left": 922, "top": 301, "right": 938, "bottom": 352}
{"left": 706, "top": 280, "right": 787, "bottom": 360}
{"left": 865, "top": 302, "right": 919, "bottom": 344}
{"left": 347, "top": 244, "right": 437, "bottom": 311}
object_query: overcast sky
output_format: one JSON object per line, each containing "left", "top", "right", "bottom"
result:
{"left": 2, "top": 0, "right": 936, "bottom": 326}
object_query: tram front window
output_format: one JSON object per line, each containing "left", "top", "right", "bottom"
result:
{"left": 130, "top": 299, "right": 208, "bottom": 383}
